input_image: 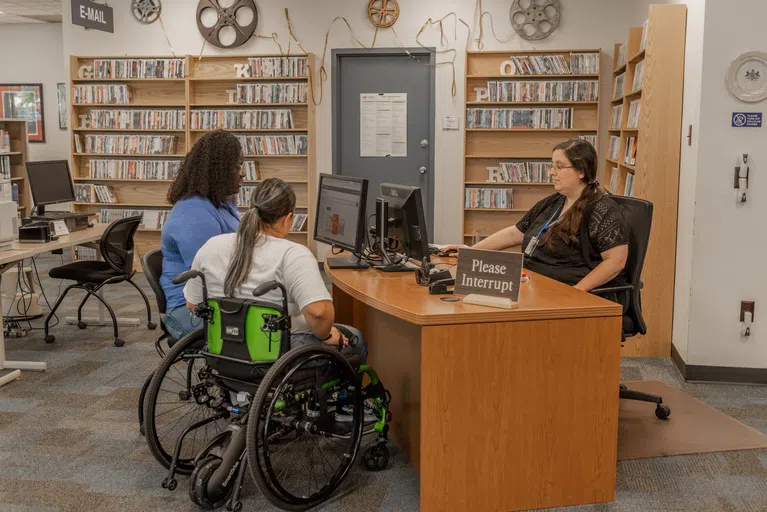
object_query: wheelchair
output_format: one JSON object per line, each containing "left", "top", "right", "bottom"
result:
{"left": 142, "top": 270, "right": 392, "bottom": 511}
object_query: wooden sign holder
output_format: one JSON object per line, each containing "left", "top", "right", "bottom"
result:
{"left": 463, "top": 294, "right": 519, "bottom": 310}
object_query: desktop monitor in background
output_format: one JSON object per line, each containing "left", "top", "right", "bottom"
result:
{"left": 26, "top": 160, "right": 76, "bottom": 215}
{"left": 313, "top": 173, "right": 369, "bottom": 269}
{"left": 379, "top": 183, "right": 430, "bottom": 267}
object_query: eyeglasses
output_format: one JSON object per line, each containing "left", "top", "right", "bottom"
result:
{"left": 551, "top": 164, "right": 575, "bottom": 171}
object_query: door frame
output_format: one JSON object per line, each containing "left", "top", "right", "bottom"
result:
{"left": 331, "top": 47, "right": 436, "bottom": 237}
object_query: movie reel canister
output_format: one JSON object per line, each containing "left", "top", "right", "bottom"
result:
{"left": 196, "top": 0, "right": 258, "bottom": 49}
{"left": 510, "top": 0, "right": 561, "bottom": 41}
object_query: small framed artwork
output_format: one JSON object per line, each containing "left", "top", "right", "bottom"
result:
{"left": 57, "top": 83, "right": 68, "bottom": 130}
{"left": 0, "top": 83, "right": 45, "bottom": 143}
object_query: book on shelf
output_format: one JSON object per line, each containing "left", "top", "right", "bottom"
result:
{"left": 624, "top": 136, "right": 638, "bottom": 166}
{"left": 627, "top": 100, "right": 641, "bottom": 129}
{"left": 290, "top": 213, "right": 308, "bottom": 232}
{"left": 495, "top": 161, "right": 553, "bottom": 183}
{"left": 465, "top": 187, "right": 514, "bottom": 209}
{"left": 74, "top": 183, "right": 118, "bottom": 203}
{"left": 485, "top": 80, "right": 598, "bottom": 102}
{"left": 505, "top": 55, "right": 570, "bottom": 75}
{"left": 100, "top": 208, "right": 170, "bottom": 229}
{"left": 609, "top": 167, "right": 619, "bottom": 193}
{"left": 92, "top": 58, "right": 185, "bottom": 79}
{"left": 639, "top": 20, "right": 649, "bottom": 52}
{"left": 248, "top": 56, "right": 308, "bottom": 78}
{"left": 579, "top": 134, "right": 597, "bottom": 148}
{"left": 236, "top": 83, "right": 308, "bottom": 104}
{"left": 624, "top": 172, "right": 635, "bottom": 197}
{"left": 610, "top": 105, "right": 623, "bottom": 130}
{"left": 236, "top": 135, "right": 308, "bottom": 156}
{"left": 237, "top": 185, "right": 256, "bottom": 206}
{"left": 88, "top": 109, "right": 185, "bottom": 130}
{"left": 73, "top": 84, "right": 132, "bottom": 104}
{"left": 613, "top": 73, "right": 625, "bottom": 100}
{"left": 617, "top": 43, "right": 627, "bottom": 69}
{"left": 80, "top": 134, "right": 177, "bottom": 155}
{"left": 0, "top": 155, "right": 10, "bottom": 181}
{"left": 243, "top": 161, "right": 261, "bottom": 180}
{"left": 88, "top": 159, "right": 181, "bottom": 180}
{"left": 569, "top": 53, "right": 600, "bottom": 74}
{"left": 608, "top": 136, "right": 621, "bottom": 161}
{"left": 632, "top": 61, "right": 645, "bottom": 92}
{"left": 0, "top": 129, "right": 10, "bottom": 152}
{"left": 190, "top": 109, "right": 295, "bottom": 130}
{"left": 465, "top": 107, "right": 573, "bottom": 129}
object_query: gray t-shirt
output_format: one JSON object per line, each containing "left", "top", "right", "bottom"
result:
{"left": 184, "top": 233, "right": 331, "bottom": 334}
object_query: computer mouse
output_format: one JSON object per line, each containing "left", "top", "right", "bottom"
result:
{"left": 437, "top": 249, "right": 458, "bottom": 257}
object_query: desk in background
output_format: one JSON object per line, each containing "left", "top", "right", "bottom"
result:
{"left": 326, "top": 251, "right": 623, "bottom": 511}
{"left": 0, "top": 223, "right": 108, "bottom": 387}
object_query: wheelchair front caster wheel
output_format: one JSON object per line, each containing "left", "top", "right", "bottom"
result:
{"left": 363, "top": 443, "right": 389, "bottom": 471}
{"left": 77, "top": 321, "right": 87, "bottom": 329}
{"left": 226, "top": 500, "right": 242, "bottom": 512}
{"left": 655, "top": 404, "right": 671, "bottom": 420}
{"left": 44, "top": 335, "right": 55, "bottom": 344}
{"left": 147, "top": 321, "right": 157, "bottom": 330}
{"left": 114, "top": 338, "right": 124, "bottom": 347}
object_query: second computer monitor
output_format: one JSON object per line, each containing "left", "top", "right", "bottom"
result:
{"left": 380, "top": 183, "right": 430, "bottom": 263}
{"left": 26, "top": 160, "right": 76, "bottom": 215}
{"left": 314, "top": 173, "right": 368, "bottom": 253}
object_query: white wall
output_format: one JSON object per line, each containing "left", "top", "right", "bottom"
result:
{"left": 0, "top": 23, "right": 68, "bottom": 161}
{"left": 61, "top": 0, "right": 631, "bottom": 245}
{"left": 684, "top": 0, "right": 766, "bottom": 368}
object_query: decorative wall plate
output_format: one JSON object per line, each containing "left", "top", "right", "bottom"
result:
{"left": 367, "top": 0, "right": 399, "bottom": 29}
{"left": 510, "top": 0, "right": 560, "bottom": 41}
{"left": 726, "top": 51, "right": 767, "bottom": 103}
{"left": 196, "top": 0, "right": 258, "bottom": 49}
{"left": 131, "top": 0, "right": 161, "bottom": 24}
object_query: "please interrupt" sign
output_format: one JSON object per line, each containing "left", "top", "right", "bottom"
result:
{"left": 453, "top": 248, "right": 524, "bottom": 303}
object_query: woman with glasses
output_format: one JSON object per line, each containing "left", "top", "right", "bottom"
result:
{"left": 443, "top": 138, "right": 628, "bottom": 291}
{"left": 160, "top": 130, "right": 245, "bottom": 339}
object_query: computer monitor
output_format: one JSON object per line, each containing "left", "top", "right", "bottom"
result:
{"left": 378, "top": 183, "right": 430, "bottom": 268}
{"left": 313, "top": 173, "right": 369, "bottom": 269}
{"left": 26, "top": 160, "right": 76, "bottom": 215}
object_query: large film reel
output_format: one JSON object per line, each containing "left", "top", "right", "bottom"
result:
{"left": 510, "top": 0, "right": 560, "bottom": 41}
{"left": 196, "top": 0, "right": 258, "bottom": 49}
{"left": 131, "top": 0, "right": 161, "bottom": 24}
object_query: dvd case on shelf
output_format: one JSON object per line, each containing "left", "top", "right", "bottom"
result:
{"left": 236, "top": 135, "right": 308, "bottom": 156}
{"left": 632, "top": 61, "right": 645, "bottom": 92}
{"left": 81, "top": 134, "right": 177, "bottom": 155}
{"left": 73, "top": 84, "right": 132, "bottom": 104}
{"left": 465, "top": 188, "right": 514, "bottom": 209}
{"left": 88, "top": 109, "right": 185, "bottom": 130}
{"left": 613, "top": 73, "right": 626, "bottom": 100}
{"left": 247, "top": 57, "right": 308, "bottom": 78}
{"left": 494, "top": 161, "right": 553, "bottom": 183}
{"left": 610, "top": 105, "right": 623, "bottom": 130}
{"left": 486, "top": 80, "right": 598, "bottom": 102}
{"left": 465, "top": 108, "right": 573, "bottom": 129}
{"left": 609, "top": 136, "right": 621, "bottom": 161}
{"left": 88, "top": 159, "right": 181, "bottom": 180}
{"left": 626, "top": 100, "right": 641, "bottom": 129}
{"left": 93, "top": 58, "right": 185, "bottom": 79}
{"left": 190, "top": 109, "right": 295, "bottom": 130}
{"left": 236, "top": 83, "right": 308, "bottom": 104}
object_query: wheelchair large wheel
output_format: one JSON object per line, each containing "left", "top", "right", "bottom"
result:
{"left": 247, "top": 344, "right": 364, "bottom": 511}
{"left": 143, "top": 330, "right": 229, "bottom": 475}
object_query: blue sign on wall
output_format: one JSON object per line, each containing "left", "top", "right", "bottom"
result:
{"left": 732, "top": 112, "right": 762, "bottom": 128}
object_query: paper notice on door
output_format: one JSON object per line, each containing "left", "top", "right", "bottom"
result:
{"left": 360, "top": 93, "right": 407, "bottom": 157}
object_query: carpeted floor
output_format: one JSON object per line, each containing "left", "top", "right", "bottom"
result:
{"left": 2, "top": 254, "right": 767, "bottom": 512}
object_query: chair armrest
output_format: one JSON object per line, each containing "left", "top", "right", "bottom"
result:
{"left": 590, "top": 284, "right": 634, "bottom": 295}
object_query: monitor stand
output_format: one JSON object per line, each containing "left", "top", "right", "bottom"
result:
{"left": 325, "top": 254, "right": 369, "bottom": 269}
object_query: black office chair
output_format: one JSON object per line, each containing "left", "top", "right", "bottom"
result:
{"left": 140, "top": 249, "right": 176, "bottom": 356}
{"left": 584, "top": 195, "right": 671, "bottom": 420}
{"left": 43, "top": 216, "right": 156, "bottom": 348}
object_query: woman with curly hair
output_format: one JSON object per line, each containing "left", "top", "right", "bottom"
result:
{"left": 160, "top": 130, "right": 245, "bottom": 339}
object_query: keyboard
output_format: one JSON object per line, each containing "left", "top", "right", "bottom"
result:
{"left": 34, "top": 212, "right": 91, "bottom": 220}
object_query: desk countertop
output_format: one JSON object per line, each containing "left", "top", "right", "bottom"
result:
{"left": 325, "top": 250, "right": 622, "bottom": 326}
{"left": 0, "top": 224, "right": 108, "bottom": 266}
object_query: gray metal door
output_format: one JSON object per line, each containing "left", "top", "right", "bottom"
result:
{"left": 332, "top": 48, "right": 435, "bottom": 239}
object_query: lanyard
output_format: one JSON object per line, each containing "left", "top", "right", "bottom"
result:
{"left": 525, "top": 203, "right": 564, "bottom": 257}
{"left": 536, "top": 203, "right": 564, "bottom": 237}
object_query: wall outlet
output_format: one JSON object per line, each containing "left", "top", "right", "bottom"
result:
{"left": 740, "top": 301, "right": 755, "bottom": 322}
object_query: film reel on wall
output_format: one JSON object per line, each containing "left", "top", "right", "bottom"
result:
{"left": 131, "top": 0, "right": 161, "bottom": 24}
{"left": 510, "top": 0, "right": 561, "bottom": 41}
{"left": 196, "top": 0, "right": 258, "bottom": 49}
{"left": 367, "top": 0, "right": 399, "bottom": 29}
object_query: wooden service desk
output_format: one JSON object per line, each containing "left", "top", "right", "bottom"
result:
{"left": 325, "top": 251, "right": 623, "bottom": 512}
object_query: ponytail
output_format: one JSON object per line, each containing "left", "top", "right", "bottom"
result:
{"left": 223, "top": 179, "right": 296, "bottom": 297}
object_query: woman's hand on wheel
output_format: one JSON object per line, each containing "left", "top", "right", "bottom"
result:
{"left": 322, "top": 326, "right": 349, "bottom": 348}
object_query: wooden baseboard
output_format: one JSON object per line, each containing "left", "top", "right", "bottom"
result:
{"left": 672, "top": 344, "right": 767, "bottom": 385}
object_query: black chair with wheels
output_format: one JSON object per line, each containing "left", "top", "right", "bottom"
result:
{"left": 583, "top": 195, "right": 671, "bottom": 420}
{"left": 140, "top": 249, "right": 176, "bottom": 356}
{"left": 43, "top": 215, "right": 156, "bottom": 348}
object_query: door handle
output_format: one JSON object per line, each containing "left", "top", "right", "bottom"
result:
{"left": 421, "top": 140, "right": 429, "bottom": 148}
{"left": 419, "top": 166, "right": 427, "bottom": 174}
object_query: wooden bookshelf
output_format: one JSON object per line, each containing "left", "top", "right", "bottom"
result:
{"left": 69, "top": 54, "right": 316, "bottom": 260}
{"left": 463, "top": 50, "right": 602, "bottom": 244}
{"left": 603, "top": 5, "right": 687, "bottom": 358}
{"left": 0, "top": 119, "right": 32, "bottom": 218}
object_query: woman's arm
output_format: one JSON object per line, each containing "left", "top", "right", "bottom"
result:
{"left": 574, "top": 245, "right": 628, "bottom": 292}
{"left": 302, "top": 301, "right": 346, "bottom": 346}
{"left": 471, "top": 226, "right": 525, "bottom": 251}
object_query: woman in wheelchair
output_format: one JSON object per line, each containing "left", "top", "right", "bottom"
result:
{"left": 443, "top": 138, "right": 629, "bottom": 291}
{"left": 142, "top": 178, "right": 391, "bottom": 512}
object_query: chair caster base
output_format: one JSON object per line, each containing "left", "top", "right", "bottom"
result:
{"left": 44, "top": 335, "right": 55, "bottom": 344}
{"left": 655, "top": 404, "right": 671, "bottom": 420}
{"left": 77, "top": 321, "right": 87, "bottom": 329}
{"left": 114, "top": 338, "right": 124, "bottom": 347}
{"left": 147, "top": 321, "right": 157, "bottom": 330}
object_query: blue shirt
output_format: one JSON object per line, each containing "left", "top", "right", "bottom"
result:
{"left": 161, "top": 196, "right": 240, "bottom": 309}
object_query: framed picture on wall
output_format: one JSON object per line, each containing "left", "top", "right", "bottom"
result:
{"left": 0, "top": 83, "right": 45, "bottom": 143}
{"left": 57, "top": 83, "right": 67, "bottom": 130}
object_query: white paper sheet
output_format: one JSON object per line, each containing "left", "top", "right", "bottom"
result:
{"left": 360, "top": 93, "right": 407, "bottom": 157}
